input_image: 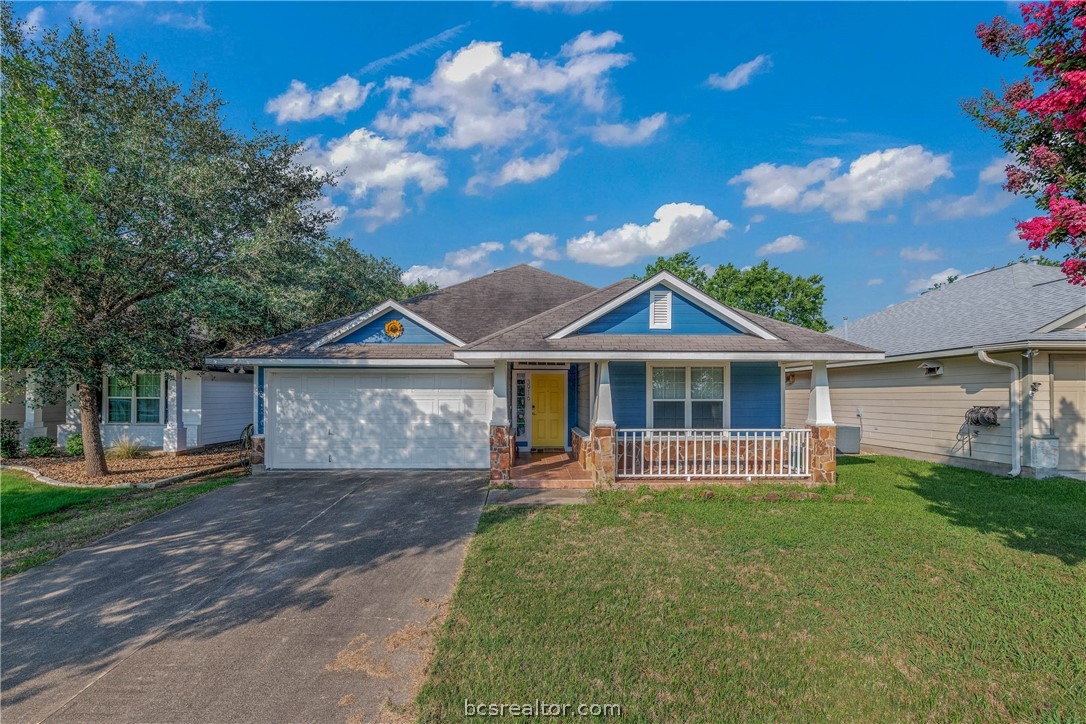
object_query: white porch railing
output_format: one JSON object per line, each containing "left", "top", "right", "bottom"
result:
{"left": 616, "top": 428, "right": 811, "bottom": 479}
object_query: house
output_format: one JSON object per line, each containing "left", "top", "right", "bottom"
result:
{"left": 3, "top": 369, "right": 253, "bottom": 452}
{"left": 208, "top": 265, "right": 881, "bottom": 485}
{"left": 784, "top": 262, "right": 1086, "bottom": 480}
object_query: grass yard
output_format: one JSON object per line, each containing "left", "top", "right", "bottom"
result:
{"left": 1, "top": 469, "right": 239, "bottom": 578}
{"left": 418, "top": 456, "right": 1086, "bottom": 721}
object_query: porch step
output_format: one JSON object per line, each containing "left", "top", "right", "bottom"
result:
{"left": 508, "top": 478, "right": 593, "bottom": 490}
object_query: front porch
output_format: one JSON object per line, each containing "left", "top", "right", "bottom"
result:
{"left": 488, "top": 359, "right": 839, "bottom": 488}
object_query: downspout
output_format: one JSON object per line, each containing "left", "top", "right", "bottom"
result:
{"left": 976, "top": 350, "right": 1021, "bottom": 477}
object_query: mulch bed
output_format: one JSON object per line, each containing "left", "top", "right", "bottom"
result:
{"left": 6, "top": 442, "right": 243, "bottom": 487}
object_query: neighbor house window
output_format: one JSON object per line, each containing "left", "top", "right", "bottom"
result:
{"left": 106, "top": 373, "right": 162, "bottom": 424}
{"left": 650, "top": 366, "right": 726, "bottom": 428}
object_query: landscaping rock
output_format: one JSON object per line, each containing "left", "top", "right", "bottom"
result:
{"left": 700, "top": 489, "right": 715, "bottom": 500}
{"left": 637, "top": 494, "right": 654, "bottom": 504}
{"left": 679, "top": 493, "right": 693, "bottom": 501}
{"left": 763, "top": 492, "right": 780, "bottom": 503}
{"left": 832, "top": 493, "right": 855, "bottom": 502}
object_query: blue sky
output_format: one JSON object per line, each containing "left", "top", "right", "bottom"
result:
{"left": 15, "top": 1, "right": 1037, "bottom": 324}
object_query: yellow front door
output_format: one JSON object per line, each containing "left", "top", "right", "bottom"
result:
{"left": 531, "top": 373, "right": 566, "bottom": 448}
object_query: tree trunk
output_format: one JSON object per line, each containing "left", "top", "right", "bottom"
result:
{"left": 78, "top": 383, "right": 108, "bottom": 477}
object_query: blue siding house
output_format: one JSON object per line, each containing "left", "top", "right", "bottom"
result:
{"left": 211, "top": 268, "right": 881, "bottom": 485}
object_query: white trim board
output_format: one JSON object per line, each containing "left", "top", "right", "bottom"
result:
{"left": 454, "top": 351, "right": 884, "bottom": 362}
{"left": 548, "top": 271, "right": 777, "bottom": 341}
{"left": 305, "top": 300, "right": 466, "bottom": 349}
{"left": 206, "top": 357, "right": 474, "bottom": 367}
{"left": 1034, "top": 305, "right": 1086, "bottom": 333}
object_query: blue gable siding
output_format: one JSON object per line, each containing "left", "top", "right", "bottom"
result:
{"left": 610, "top": 362, "right": 646, "bottom": 428}
{"left": 578, "top": 285, "right": 743, "bottom": 336}
{"left": 730, "top": 362, "right": 782, "bottom": 428}
{"left": 335, "top": 310, "right": 445, "bottom": 345}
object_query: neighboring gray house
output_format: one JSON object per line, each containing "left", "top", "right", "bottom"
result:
{"left": 3, "top": 370, "right": 252, "bottom": 452}
{"left": 784, "top": 262, "right": 1086, "bottom": 480}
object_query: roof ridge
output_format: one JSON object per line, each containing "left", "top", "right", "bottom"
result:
{"left": 460, "top": 277, "right": 638, "bottom": 349}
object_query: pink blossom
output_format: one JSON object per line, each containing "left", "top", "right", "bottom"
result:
{"left": 1060, "top": 258, "right": 1086, "bottom": 285}
{"left": 1030, "top": 145, "right": 1062, "bottom": 170}
{"left": 1004, "top": 166, "right": 1031, "bottom": 193}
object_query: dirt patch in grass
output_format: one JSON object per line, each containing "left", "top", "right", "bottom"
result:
{"left": 13, "top": 442, "right": 242, "bottom": 486}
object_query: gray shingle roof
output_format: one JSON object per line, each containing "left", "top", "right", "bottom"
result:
{"left": 461, "top": 278, "right": 880, "bottom": 356}
{"left": 216, "top": 265, "right": 594, "bottom": 360}
{"left": 831, "top": 263, "right": 1086, "bottom": 357}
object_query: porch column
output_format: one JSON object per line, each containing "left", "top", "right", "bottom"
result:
{"left": 489, "top": 360, "right": 513, "bottom": 482}
{"left": 162, "top": 372, "right": 187, "bottom": 454}
{"left": 22, "top": 372, "right": 47, "bottom": 444}
{"left": 806, "top": 360, "right": 836, "bottom": 484}
{"left": 588, "top": 361, "right": 617, "bottom": 486}
{"left": 56, "top": 384, "right": 81, "bottom": 447}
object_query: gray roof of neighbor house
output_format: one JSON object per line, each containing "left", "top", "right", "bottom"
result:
{"left": 458, "top": 278, "right": 880, "bottom": 356}
{"left": 214, "top": 264, "right": 594, "bottom": 360}
{"left": 830, "top": 263, "right": 1086, "bottom": 357}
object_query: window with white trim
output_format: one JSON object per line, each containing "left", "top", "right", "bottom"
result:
{"left": 106, "top": 373, "right": 163, "bottom": 424}
{"left": 650, "top": 366, "right": 726, "bottom": 428}
{"left": 649, "top": 290, "right": 672, "bottom": 329}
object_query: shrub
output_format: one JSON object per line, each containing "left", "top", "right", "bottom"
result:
{"left": 0, "top": 419, "right": 21, "bottom": 459}
{"left": 27, "top": 436, "right": 57, "bottom": 457}
{"left": 105, "top": 435, "right": 145, "bottom": 460}
{"left": 65, "top": 433, "right": 84, "bottom": 456}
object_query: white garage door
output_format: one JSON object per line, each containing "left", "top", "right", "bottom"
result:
{"left": 267, "top": 370, "right": 492, "bottom": 469}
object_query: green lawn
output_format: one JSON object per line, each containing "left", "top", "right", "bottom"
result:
{"left": 1, "top": 469, "right": 238, "bottom": 578}
{"left": 418, "top": 456, "right": 1086, "bottom": 721}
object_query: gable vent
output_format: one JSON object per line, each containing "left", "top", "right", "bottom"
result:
{"left": 649, "top": 290, "right": 672, "bottom": 329}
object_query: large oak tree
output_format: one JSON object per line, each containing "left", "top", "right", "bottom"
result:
{"left": 1, "top": 10, "right": 430, "bottom": 475}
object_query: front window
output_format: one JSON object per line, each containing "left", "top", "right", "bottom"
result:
{"left": 650, "top": 366, "right": 726, "bottom": 428}
{"left": 107, "top": 373, "right": 162, "bottom": 423}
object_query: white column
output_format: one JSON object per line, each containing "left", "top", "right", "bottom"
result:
{"left": 806, "top": 360, "right": 835, "bottom": 427}
{"left": 56, "top": 384, "right": 81, "bottom": 446}
{"left": 163, "top": 372, "right": 187, "bottom": 453}
{"left": 491, "top": 360, "right": 509, "bottom": 426}
{"left": 595, "top": 361, "right": 615, "bottom": 427}
{"left": 22, "top": 372, "right": 47, "bottom": 441}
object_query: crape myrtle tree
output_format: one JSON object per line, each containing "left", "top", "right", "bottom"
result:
{"left": 637, "top": 252, "right": 830, "bottom": 332}
{"left": 0, "top": 10, "right": 431, "bottom": 476}
{"left": 967, "top": 1, "right": 1086, "bottom": 284}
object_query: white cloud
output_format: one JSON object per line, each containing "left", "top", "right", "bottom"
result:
{"left": 71, "top": 1, "right": 120, "bottom": 26}
{"left": 566, "top": 202, "right": 731, "bottom": 266}
{"left": 899, "top": 243, "right": 942, "bottom": 262}
{"left": 22, "top": 6, "right": 45, "bottom": 38}
{"left": 925, "top": 190, "right": 1013, "bottom": 220}
{"left": 467, "top": 150, "right": 568, "bottom": 193}
{"left": 154, "top": 7, "right": 210, "bottom": 30}
{"left": 906, "top": 267, "right": 961, "bottom": 294}
{"left": 266, "top": 76, "right": 374, "bottom": 123}
{"left": 512, "top": 0, "right": 606, "bottom": 14}
{"left": 299, "top": 128, "right": 447, "bottom": 230}
{"left": 584, "top": 214, "right": 598, "bottom": 222}
{"left": 359, "top": 23, "right": 469, "bottom": 76}
{"left": 590, "top": 113, "right": 667, "bottom": 147}
{"left": 512, "top": 232, "right": 562, "bottom": 261}
{"left": 756, "top": 234, "right": 807, "bottom": 255}
{"left": 866, "top": 278, "right": 884, "bottom": 286}
{"left": 707, "top": 55, "right": 772, "bottom": 91}
{"left": 979, "top": 156, "right": 1011, "bottom": 185}
{"left": 700, "top": 263, "right": 718, "bottom": 276}
{"left": 1007, "top": 229, "right": 1021, "bottom": 245}
{"left": 378, "top": 35, "right": 632, "bottom": 150}
{"left": 310, "top": 194, "right": 348, "bottom": 228}
{"left": 561, "top": 30, "right": 623, "bottom": 56}
{"left": 401, "top": 241, "right": 504, "bottom": 287}
{"left": 730, "top": 145, "right": 952, "bottom": 222}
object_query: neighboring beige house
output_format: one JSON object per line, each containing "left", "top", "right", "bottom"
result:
{"left": 785, "top": 262, "right": 1085, "bottom": 480}
{"left": 2, "top": 370, "right": 253, "bottom": 452}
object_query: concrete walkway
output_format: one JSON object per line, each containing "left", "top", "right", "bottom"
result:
{"left": 1, "top": 469, "right": 488, "bottom": 724}
{"left": 485, "top": 488, "right": 593, "bottom": 506}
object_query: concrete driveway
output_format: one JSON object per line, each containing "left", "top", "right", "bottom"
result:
{"left": 1, "top": 469, "right": 488, "bottom": 723}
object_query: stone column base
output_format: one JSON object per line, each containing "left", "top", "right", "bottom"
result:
{"left": 489, "top": 425, "right": 513, "bottom": 483}
{"left": 251, "top": 434, "right": 265, "bottom": 465}
{"left": 587, "top": 425, "right": 616, "bottom": 486}
{"left": 808, "top": 425, "right": 837, "bottom": 484}
{"left": 21, "top": 426, "right": 48, "bottom": 445}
